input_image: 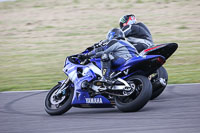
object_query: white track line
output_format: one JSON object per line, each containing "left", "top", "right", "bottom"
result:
{"left": 0, "top": 83, "right": 200, "bottom": 93}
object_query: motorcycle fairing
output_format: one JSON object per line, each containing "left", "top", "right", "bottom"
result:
{"left": 63, "top": 58, "right": 111, "bottom": 106}
{"left": 116, "top": 55, "right": 165, "bottom": 76}
{"left": 90, "top": 54, "right": 165, "bottom": 78}
{"left": 140, "top": 43, "right": 178, "bottom": 60}
{"left": 90, "top": 58, "right": 101, "bottom": 69}
{"left": 72, "top": 93, "right": 112, "bottom": 107}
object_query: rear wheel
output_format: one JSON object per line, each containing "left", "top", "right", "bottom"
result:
{"left": 115, "top": 75, "right": 152, "bottom": 112}
{"left": 45, "top": 81, "right": 74, "bottom": 115}
{"left": 150, "top": 66, "right": 168, "bottom": 100}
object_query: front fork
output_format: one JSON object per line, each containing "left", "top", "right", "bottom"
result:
{"left": 56, "top": 78, "right": 70, "bottom": 96}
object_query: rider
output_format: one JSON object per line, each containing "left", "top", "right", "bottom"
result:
{"left": 80, "top": 28, "right": 138, "bottom": 84}
{"left": 119, "top": 14, "right": 154, "bottom": 52}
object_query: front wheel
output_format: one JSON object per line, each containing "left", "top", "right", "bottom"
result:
{"left": 45, "top": 81, "right": 74, "bottom": 115}
{"left": 115, "top": 75, "right": 152, "bottom": 112}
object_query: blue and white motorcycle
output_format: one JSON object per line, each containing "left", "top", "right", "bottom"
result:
{"left": 45, "top": 43, "right": 178, "bottom": 115}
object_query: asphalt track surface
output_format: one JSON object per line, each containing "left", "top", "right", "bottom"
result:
{"left": 0, "top": 84, "right": 200, "bottom": 133}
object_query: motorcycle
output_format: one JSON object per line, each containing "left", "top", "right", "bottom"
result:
{"left": 45, "top": 43, "right": 178, "bottom": 115}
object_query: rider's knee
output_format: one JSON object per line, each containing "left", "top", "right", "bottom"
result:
{"left": 101, "top": 53, "right": 110, "bottom": 62}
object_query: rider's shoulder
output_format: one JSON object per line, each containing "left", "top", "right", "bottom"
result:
{"left": 136, "top": 22, "right": 147, "bottom": 27}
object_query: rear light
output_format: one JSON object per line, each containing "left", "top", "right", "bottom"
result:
{"left": 157, "top": 57, "right": 165, "bottom": 65}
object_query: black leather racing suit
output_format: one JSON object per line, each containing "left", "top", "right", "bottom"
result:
{"left": 122, "top": 22, "right": 154, "bottom": 52}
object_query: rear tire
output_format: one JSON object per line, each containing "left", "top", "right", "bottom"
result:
{"left": 45, "top": 82, "right": 74, "bottom": 115}
{"left": 151, "top": 66, "right": 168, "bottom": 100}
{"left": 115, "top": 75, "right": 152, "bottom": 112}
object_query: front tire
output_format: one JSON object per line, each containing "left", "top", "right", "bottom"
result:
{"left": 45, "top": 82, "right": 74, "bottom": 115}
{"left": 115, "top": 75, "right": 152, "bottom": 112}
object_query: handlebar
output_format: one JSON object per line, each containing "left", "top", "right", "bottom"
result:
{"left": 68, "top": 55, "right": 90, "bottom": 65}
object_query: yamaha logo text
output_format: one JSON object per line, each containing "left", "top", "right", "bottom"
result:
{"left": 85, "top": 98, "right": 103, "bottom": 104}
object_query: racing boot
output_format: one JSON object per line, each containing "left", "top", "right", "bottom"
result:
{"left": 94, "top": 54, "right": 114, "bottom": 86}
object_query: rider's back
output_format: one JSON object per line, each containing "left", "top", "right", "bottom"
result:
{"left": 122, "top": 22, "right": 153, "bottom": 43}
{"left": 102, "top": 39, "right": 138, "bottom": 60}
